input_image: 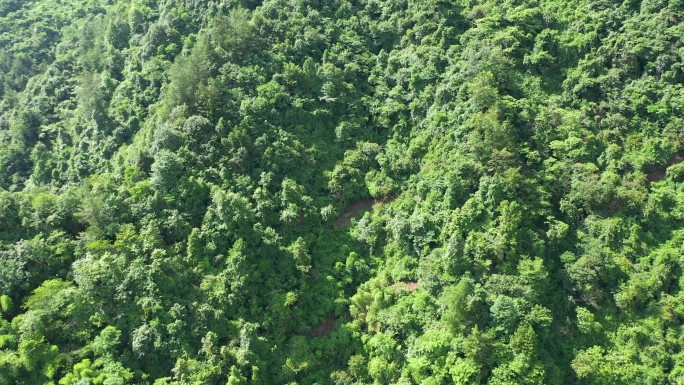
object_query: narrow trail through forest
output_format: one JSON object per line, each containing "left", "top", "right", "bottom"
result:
{"left": 307, "top": 314, "right": 337, "bottom": 337}
{"left": 333, "top": 194, "right": 397, "bottom": 227}
{"left": 391, "top": 281, "right": 420, "bottom": 292}
{"left": 333, "top": 199, "right": 378, "bottom": 227}
{"left": 647, "top": 151, "right": 684, "bottom": 182}
{"left": 307, "top": 194, "right": 399, "bottom": 338}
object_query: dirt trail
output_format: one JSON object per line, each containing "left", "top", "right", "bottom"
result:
{"left": 391, "top": 281, "right": 420, "bottom": 292}
{"left": 647, "top": 152, "right": 684, "bottom": 182}
{"left": 334, "top": 199, "right": 378, "bottom": 227}
{"left": 311, "top": 195, "right": 399, "bottom": 337}
{"left": 307, "top": 313, "right": 337, "bottom": 337}
{"left": 333, "top": 194, "right": 397, "bottom": 227}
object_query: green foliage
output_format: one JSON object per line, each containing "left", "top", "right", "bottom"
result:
{"left": 1, "top": 0, "right": 684, "bottom": 384}
{"left": 0, "top": 295, "right": 12, "bottom": 315}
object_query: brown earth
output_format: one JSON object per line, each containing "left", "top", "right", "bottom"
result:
{"left": 334, "top": 199, "right": 378, "bottom": 227}
{"left": 647, "top": 152, "right": 684, "bottom": 182}
{"left": 391, "top": 281, "right": 420, "bottom": 292}
{"left": 333, "top": 194, "right": 397, "bottom": 227}
{"left": 311, "top": 194, "right": 400, "bottom": 337}
{"left": 307, "top": 313, "right": 337, "bottom": 337}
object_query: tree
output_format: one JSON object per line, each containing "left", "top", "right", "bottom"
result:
{"left": 443, "top": 277, "right": 475, "bottom": 333}
{"left": 210, "top": 8, "right": 261, "bottom": 65}
{"left": 150, "top": 150, "right": 184, "bottom": 194}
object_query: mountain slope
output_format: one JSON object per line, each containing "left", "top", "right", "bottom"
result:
{"left": 1, "top": 0, "right": 684, "bottom": 384}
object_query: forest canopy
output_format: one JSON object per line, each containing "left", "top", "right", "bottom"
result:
{"left": 1, "top": 0, "right": 684, "bottom": 384}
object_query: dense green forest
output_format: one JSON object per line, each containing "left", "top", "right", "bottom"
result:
{"left": 1, "top": 0, "right": 684, "bottom": 383}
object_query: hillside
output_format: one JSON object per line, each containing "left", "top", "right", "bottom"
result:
{"left": 1, "top": 0, "right": 684, "bottom": 384}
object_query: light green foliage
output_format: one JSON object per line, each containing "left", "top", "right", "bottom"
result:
{"left": 443, "top": 277, "right": 476, "bottom": 332}
{"left": 1, "top": 0, "right": 684, "bottom": 384}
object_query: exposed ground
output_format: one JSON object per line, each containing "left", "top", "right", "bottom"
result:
{"left": 647, "top": 152, "right": 684, "bottom": 182}
{"left": 307, "top": 313, "right": 337, "bottom": 337}
{"left": 334, "top": 199, "right": 378, "bottom": 227}
{"left": 308, "top": 195, "right": 403, "bottom": 338}
{"left": 391, "top": 281, "right": 420, "bottom": 292}
{"left": 333, "top": 194, "right": 397, "bottom": 227}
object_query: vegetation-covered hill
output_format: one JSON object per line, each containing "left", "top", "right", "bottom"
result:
{"left": 1, "top": 0, "right": 684, "bottom": 384}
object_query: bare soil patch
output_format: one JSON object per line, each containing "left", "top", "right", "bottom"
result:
{"left": 333, "top": 194, "right": 397, "bottom": 227}
{"left": 391, "top": 281, "right": 420, "bottom": 292}
{"left": 307, "top": 313, "right": 337, "bottom": 337}
{"left": 647, "top": 152, "right": 684, "bottom": 182}
{"left": 334, "top": 199, "right": 378, "bottom": 227}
